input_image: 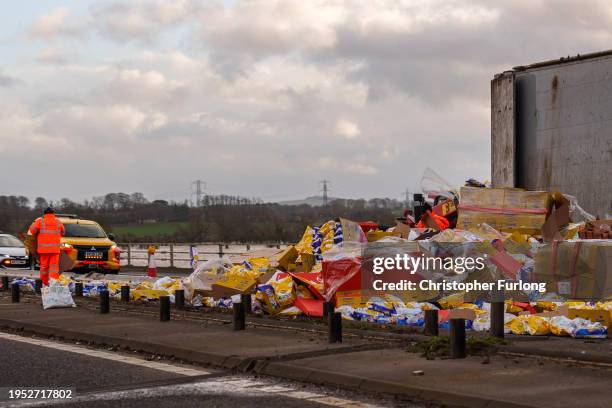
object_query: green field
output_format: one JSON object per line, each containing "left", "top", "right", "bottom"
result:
{"left": 110, "top": 221, "right": 188, "bottom": 238}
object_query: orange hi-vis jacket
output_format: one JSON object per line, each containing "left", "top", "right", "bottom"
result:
{"left": 416, "top": 210, "right": 450, "bottom": 230}
{"left": 28, "top": 214, "right": 65, "bottom": 254}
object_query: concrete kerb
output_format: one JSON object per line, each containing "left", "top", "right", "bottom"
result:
{"left": 3, "top": 293, "right": 611, "bottom": 367}
{"left": 0, "top": 316, "right": 388, "bottom": 370}
{"left": 0, "top": 318, "right": 235, "bottom": 369}
{"left": 254, "top": 361, "right": 536, "bottom": 408}
{"left": 49, "top": 295, "right": 612, "bottom": 365}
{"left": 0, "top": 313, "right": 607, "bottom": 408}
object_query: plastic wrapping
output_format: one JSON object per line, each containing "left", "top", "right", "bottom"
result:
{"left": 42, "top": 279, "right": 76, "bottom": 310}
{"left": 420, "top": 167, "right": 458, "bottom": 201}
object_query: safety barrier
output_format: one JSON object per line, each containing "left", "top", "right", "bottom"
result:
{"left": 117, "top": 242, "right": 285, "bottom": 269}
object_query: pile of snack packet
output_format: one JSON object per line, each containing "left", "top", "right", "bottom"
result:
{"left": 8, "top": 170, "right": 611, "bottom": 340}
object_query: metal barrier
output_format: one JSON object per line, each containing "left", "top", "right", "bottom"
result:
{"left": 117, "top": 242, "right": 285, "bottom": 269}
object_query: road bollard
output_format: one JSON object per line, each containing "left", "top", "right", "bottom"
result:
{"left": 328, "top": 312, "right": 342, "bottom": 343}
{"left": 2, "top": 276, "right": 9, "bottom": 291}
{"left": 490, "top": 301, "right": 505, "bottom": 338}
{"left": 74, "top": 282, "right": 83, "bottom": 297}
{"left": 323, "top": 301, "right": 334, "bottom": 318}
{"left": 160, "top": 296, "right": 170, "bottom": 321}
{"left": 424, "top": 309, "right": 439, "bottom": 336}
{"left": 11, "top": 283, "right": 20, "bottom": 303}
{"left": 174, "top": 289, "right": 185, "bottom": 310}
{"left": 35, "top": 279, "right": 43, "bottom": 295}
{"left": 100, "top": 290, "right": 109, "bottom": 314}
{"left": 121, "top": 285, "right": 130, "bottom": 303}
{"left": 490, "top": 288, "right": 505, "bottom": 339}
{"left": 450, "top": 318, "right": 466, "bottom": 359}
{"left": 233, "top": 302, "right": 246, "bottom": 331}
{"left": 240, "top": 294, "right": 251, "bottom": 314}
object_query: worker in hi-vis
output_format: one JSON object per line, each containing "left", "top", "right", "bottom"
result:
{"left": 28, "top": 207, "right": 65, "bottom": 286}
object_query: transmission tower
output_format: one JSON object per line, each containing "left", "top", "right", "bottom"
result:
{"left": 191, "top": 180, "right": 206, "bottom": 207}
{"left": 403, "top": 189, "right": 413, "bottom": 209}
{"left": 320, "top": 179, "right": 331, "bottom": 206}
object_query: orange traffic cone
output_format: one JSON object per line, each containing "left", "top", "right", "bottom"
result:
{"left": 147, "top": 245, "right": 157, "bottom": 278}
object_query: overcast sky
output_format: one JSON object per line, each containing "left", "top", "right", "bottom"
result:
{"left": 2, "top": 0, "right": 611, "bottom": 204}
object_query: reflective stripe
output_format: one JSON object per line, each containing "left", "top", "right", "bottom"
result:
{"left": 41, "top": 217, "right": 61, "bottom": 234}
{"left": 39, "top": 243, "right": 60, "bottom": 247}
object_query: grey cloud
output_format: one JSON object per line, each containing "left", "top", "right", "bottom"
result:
{"left": 0, "top": 70, "right": 22, "bottom": 87}
{"left": 5, "top": 0, "right": 612, "bottom": 201}
{"left": 90, "top": 0, "right": 204, "bottom": 43}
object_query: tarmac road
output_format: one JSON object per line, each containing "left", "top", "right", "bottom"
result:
{"left": 0, "top": 333, "right": 418, "bottom": 408}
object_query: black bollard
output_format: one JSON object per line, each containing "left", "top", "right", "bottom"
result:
{"left": 424, "top": 309, "right": 439, "bottom": 336}
{"left": 328, "top": 312, "right": 342, "bottom": 343}
{"left": 121, "top": 285, "right": 130, "bottom": 302}
{"left": 240, "top": 293, "right": 251, "bottom": 314}
{"left": 233, "top": 302, "right": 245, "bottom": 331}
{"left": 2, "top": 276, "right": 10, "bottom": 291}
{"left": 450, "top": 318, "right": 466, "bottom": 359}
{"left": 74, "top": 282, "right": 83, "bottom": 297}
{"left": 323, "top": 301, "right": 334, "bottom": 318}
{"left": 413, "top": 193, "right": 424, "bottom": 223}
{"left": 160, "top": 296, "right": 170, "bottom": 321}
{"left": 35, "top": 279, "right": 43, "bottom": 294}
{"left": 100, "top": 290, "right": 109, "bottom": 314}
{"left": 175, "top": 289, "right": 185, "bottom": 310}
{"left": 490, "top": 301, "right": 505, "bottom": 338}
{"left": 11, "top": 283, "right": 20, "bottom": 303}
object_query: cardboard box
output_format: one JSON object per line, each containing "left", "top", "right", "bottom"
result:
{"left": 273, "top": 246, "right": 298, "bottom": 270}
{"left": 533, "top": 240, "right": 612, "bottom": 300}
{"left": 211, "top": 274, "right": 258, "bottom": 298}
{"left": 457, "top": 187, "right": 550, "bottom": 234}
{"left": 568, "top": 308, "right": 611, "bottom": 328}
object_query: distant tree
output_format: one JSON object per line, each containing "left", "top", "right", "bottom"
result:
{"left": 34, "top": 197, "right": 48, "bottom": 211}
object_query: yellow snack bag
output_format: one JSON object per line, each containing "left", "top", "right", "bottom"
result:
{"left": 536, "top": 301, "right": 558, "bottom": 311}
{"left": 226, "top": 264, "right": 260, "bottom": 281}
{"left": 295, "top": 226, "right": 315, "bottom": 254}
{"left": 525, "top": 316, "right": 550, "bottom": 335}
{"left": 508, "top": 315, "right": 550, "bottom": 335}
{"left": 258, "top": 284, "right": 282, "bottom": 314}
{"left": 271, "top": 276, "right": 295, "bottom": 307}
{"left": 507, "top": 317, "right": 526, "bottom": 335}
{"left": 248, "top": 257, "right": 270, "bottom": 273}
{"left": 439, "top": 293, "right": 465, "bottom": 309}
{"left": 505, "top": 300, "right": 524, "bottom": 314}
{"left": 549, "top": 316, "right": 573, "bottom": 336}
{"left": 457, "top": 303, "right": 486, "bottom": 315}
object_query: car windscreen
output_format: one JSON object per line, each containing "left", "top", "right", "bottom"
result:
{"left": 64, "top": 224, "right": 107, "bottom": 238}
{"left": 0, "top": 236, "right": 23, "bottom": 247}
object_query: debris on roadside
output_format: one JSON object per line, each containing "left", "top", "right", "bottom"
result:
{"left": 6, "top": 169, "right": 611, "bottom": 340}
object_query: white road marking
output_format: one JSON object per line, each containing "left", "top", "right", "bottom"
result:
{"left": 0, "top": 332, "right": 209, "bottom": 377}
{"left": 0, "top": 334, "right": 383, "bottom": 407}
{"left": 218, "top": 377, "right": 385, "bottom": 407}
{"left": 1, "top": 375, "right": 386, "bottom": 408}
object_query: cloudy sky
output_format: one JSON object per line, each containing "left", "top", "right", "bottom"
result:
{"left": 2, "top": 0, "right": 611, "bottom": 204}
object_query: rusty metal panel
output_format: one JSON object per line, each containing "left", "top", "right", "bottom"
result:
{"left": 491, "top": 72, "right": 516, "bottom": 188}
{"left": 513, "top": 56, "right": 612, "bottom": 217}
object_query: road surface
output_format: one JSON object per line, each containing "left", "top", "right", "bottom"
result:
{"left": 0, "top": 331, "right": 421, "bottom": 408}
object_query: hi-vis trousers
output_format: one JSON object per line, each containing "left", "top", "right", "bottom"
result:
{"left": 39, "top": 253, "right": 60, "bottom": 286}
